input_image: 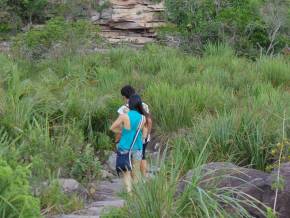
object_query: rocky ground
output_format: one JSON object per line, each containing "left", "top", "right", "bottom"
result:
{"left": 46, "top": 178, "right": 124, "bottom": 218}
{"left": 178, "top": 162, "right": 290, "bottom": 218}
{"left": 46, "top": 145, "right": 160, "bottom": 218}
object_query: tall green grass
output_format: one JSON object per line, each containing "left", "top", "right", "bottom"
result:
{"left": 1, "top": 44, "right": 290, "bottom": 175}
{"left": 0, "top": 44, "right": 289, "bottom": 215}
{"left": 105, "top": 140, "right": 268, "bottom": 218}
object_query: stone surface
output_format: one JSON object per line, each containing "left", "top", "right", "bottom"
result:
{"left": 178, "top": 162, "right": 290, "bottom": 218}
{"left": 264, "top": 163, "right": 290, "bottom": 218}
{"left": 49, "top": 178, "right": 124, "bottom": 218}
{"left": 0, "top": 41, "right": 10, "bottom": 53}
{"left": 90, "top": 12, "right": 101, "bottom": 22}
{"left": 57, "top": 178, "right": 88, "bottom": 199}
{"left": 106, "top": 152, "right": 117, "bottom": 173}
{"left": 54, "top": 216, "right": 99, "bottom": 218}
{"left": 93, "top": 0, "right": 165, "bottom": 45}
{"left": 100, "top": 169, "right": 114, "bottom": 179}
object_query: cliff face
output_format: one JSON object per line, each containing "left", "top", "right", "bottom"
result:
{"left": 91, "top": 0, "right": 165, "bottom": 46}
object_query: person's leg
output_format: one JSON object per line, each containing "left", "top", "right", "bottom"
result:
{"left": 132, "top": 160, "right": 142, "bottom": 183}
{"left": 140, "top": 160, "right": 148, "bottom": 177}
{"left": 131, "top": 150, "right": 143, "bottom": 183}
{"left": 123, "top": 171, "right": 132, "bottom": 193}
{"left": 141, "top": 142, "right": 148, "bottom": 177}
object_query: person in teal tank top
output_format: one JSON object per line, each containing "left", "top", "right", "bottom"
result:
{"left": 118, "top": 110, "right": 143, "bottom": 152}
{"left": 110, "top": 94, "right": 147, "bottom": 193}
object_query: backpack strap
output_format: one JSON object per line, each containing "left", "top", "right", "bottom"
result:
{"left": 129, "top": 115, "right": 144, "bottom": 153}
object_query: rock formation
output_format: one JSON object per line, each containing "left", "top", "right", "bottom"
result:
{"left": 91, "top": 0, "right": 165, "bottom": 46}
{"left": 177, "top": 162, "right": 290, "bottom": 218}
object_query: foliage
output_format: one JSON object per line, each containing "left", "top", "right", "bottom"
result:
{"left": 163, "top": 0, "right": 290, "bottom": 56}
{"left": 0, "top": 0, "right": 47, "bottom": 36}
{"left": 12, "top": 17, "right": 99, "bottom": 60}
{"left": 40, "top": 180, "right": 83, "bottom": 215}
{"left": 0, "top": 43, "right": 290, "bottom": 214}
{"left": 21, "top": 0, "right": 47, "bottom": 24}
{"left": 70, "top": 144, "right": 101, "bottom": 184}
{"left": 0, "top": 159, "right": 41, "bottom": 218}
{"left": 105, "top": 142, "right": 268, "bottom": 217}
{"left": 0, "top": 0, "right": 98, "bottom": 36}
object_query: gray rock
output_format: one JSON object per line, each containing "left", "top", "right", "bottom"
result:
{"left": 90, "top": 199, "right": 124, "bottom": 208}
{"left": 106, "top": 152, "right": 117, "bottom": 172}
{"left": 100, "top": 169, "right": 114, "bottom": 179}
{"left": 99, "top": 8, "right": 113, "bottom": 20}
{"left": 57, "top": 178, "right": 88, "bottom": 199}
{"left": 0, "top": 41, "right": 11, "bottom": 53}
{"left": 91, "top": 13, "right": 100, "bottom": 22}
{"left": 53, "top": 216, "right": 99, "bottom": 218}
{"left": 177, "top": 162, "right": 275, "bottom": 217}
{"left": 263, "top": 163, "right": 290, "bottom": 218}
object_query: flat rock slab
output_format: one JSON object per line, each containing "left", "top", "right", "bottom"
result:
{"left": 90, "top": 199, "right": 125, "bottom": 208}
{"left": 48, "top": 178, "right": 124, "bottom": 218}
{"left": 54, "top": 216, "right": 99, "bottom": 218}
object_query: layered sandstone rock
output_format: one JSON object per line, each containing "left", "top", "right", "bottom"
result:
{"left": 92, "top": 0, "right": 165, "bottom": 45}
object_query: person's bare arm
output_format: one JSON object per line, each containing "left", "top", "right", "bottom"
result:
{"left": 145, "top": 115, "right": 152, "bottom": 138}
{"left": 115, "top": 132, "right": 122, "bottom": 144}
{"left": 110, "top": 115, "right": 124, "bottom": 133}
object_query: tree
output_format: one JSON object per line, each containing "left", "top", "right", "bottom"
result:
{"left": 21, "top": 0, "right": 47, "bottom": 25}
{"left": 260, "top": 0, "right": 290, "bottom": 55}
{"left": 163, "top": 0, "right": 290, "bottom": 56}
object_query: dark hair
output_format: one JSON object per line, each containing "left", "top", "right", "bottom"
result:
{"left": 121, "top": 85, "right": 135, "bottom": 99}
{"left": 128, "top": 94, "right": 148, "bottom": 117}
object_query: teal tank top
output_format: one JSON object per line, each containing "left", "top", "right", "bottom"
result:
{"left": 118, "top": 110, "right": 143, "bottom": 151}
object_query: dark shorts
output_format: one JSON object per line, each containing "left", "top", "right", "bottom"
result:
{"left": 142, "top": 142, "right": 148, "bottom": 160}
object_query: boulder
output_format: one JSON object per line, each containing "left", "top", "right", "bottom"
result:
{"left": 57, "top": 178, "right": 88, "bottom": 199}
{"left": 100, "top": 169, "right": 114, "bottom": 179}
{"left": 106, "top": 152, "right": 117, "bottom": 173}
{"left": 263, "top": 163, "right": 290, "bottom": 218}
{"left": 178, "top": 162, "right": 290, "bottom": 218}
{"left": 90, "top": 12, "right": 101, "bottom": 22}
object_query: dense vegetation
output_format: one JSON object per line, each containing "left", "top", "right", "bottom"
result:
{"left": 1, "top": 0, "right": 290, "bottom": 217}
{"left": 0, "top": 0, "right": 100, "bottom": 39}
{"left": 162, "top": 0, "right": 290, "bottom": 57}
{"left": 1, "top": 43, "right": 290, "bottom": 216}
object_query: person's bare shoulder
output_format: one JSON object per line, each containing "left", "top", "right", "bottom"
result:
{"left": 117, "top": 105, "right": 129, "bottom": 115}
{"left": 142, "top": 102, "right": 150, "bottom": 113}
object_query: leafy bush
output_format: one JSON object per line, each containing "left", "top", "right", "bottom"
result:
{"left": 163, "top": 0, "right": 290, "bottom": 56}
{"left": 70, "top": 144, "right": 101, "bottom": 184}
{"left": 40, "top": 180, "right": 83, "bottom": 215}
{"left": 0, "top": 159, "right": 41, "bottom": 218}
{"left": 13, "top": 17, "right": 99, "bottom": 60}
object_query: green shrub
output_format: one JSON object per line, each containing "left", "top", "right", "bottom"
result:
{"left": 40, "top": 180, "right": 83, "bottom": 215}
{"left": 0, "top": 159, "right": 41, "bottom": 218}
{"left": 13, "top": 17, "right": 99, "bottom": 60}
{"left": 70, "top": 144, "right": 101, "bottom": 184}
{"left": 95, "top": 132, "right": 113, "bottom": 151}
{"left": 21, "top": 0, "right": 48, "bottom": 24}
{"left": 163, "top": 0, "right": 289, "bottom": 56}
